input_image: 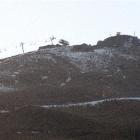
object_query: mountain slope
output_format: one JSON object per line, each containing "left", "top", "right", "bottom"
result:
{"left": 0, "top": 100, "right": 140, "bottom": 140}
{"left": 0, "top": 34, "right": 140, "bottom": 109}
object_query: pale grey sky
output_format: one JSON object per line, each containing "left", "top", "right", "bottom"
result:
{"left": 0, "top": 0, "right": 139, "bottom": 58}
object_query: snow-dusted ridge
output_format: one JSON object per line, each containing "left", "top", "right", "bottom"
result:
{"left": 2, "top": 97, "right": 140, "bottom": 113}
{"left": 37, "top": 97, "right": 140, "bottom": 108}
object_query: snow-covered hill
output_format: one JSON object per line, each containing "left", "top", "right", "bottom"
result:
{"left": 0, "top": 34, "right": 140, "bottom": 108}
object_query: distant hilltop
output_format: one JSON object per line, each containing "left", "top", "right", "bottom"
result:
{"left": 39, "top": 34, "right": 140, "bottom": 52}
{"left": 97, "top": 34, "right": 140, "bottom": 48}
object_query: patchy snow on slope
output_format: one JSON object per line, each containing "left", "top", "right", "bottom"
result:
{"left": 94, "top": 48, "right": 113, "bottom": 57}
{"left": 37, "top": 53, "right": 57, "bottom": 63}
{"left": 37, "top": 45, "right": 140, "bottom": 73}
{"left": 0, "top": 86, "right": 16, "bottom": 92}
{"left": 11, "top": 52, "right": 57, "bottom": 65}
{"left": 41, "top": 47, "right": 114, "bottom": 73}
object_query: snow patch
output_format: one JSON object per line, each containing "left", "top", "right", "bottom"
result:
{"left": 31, "top": 131, "right": 40, "bottom": 134}
{"left": 0, "top": 86, "right": 16, "bottom": 92}
{"left": 11, "top": 74, "right": 16, "bottom": 78}
{"left": 60, "top": 83, "right": 66, "bottom": 87}
{"left": 94, "top": 49, "right": 106, "bottom": 54}
{"left": 14, "top": 72, "right": 19, "bottom": 75}
{"left": 16, "top": 132, "right": 22, "bottom": 134}
{"left": 65, "top": 76, "right": 71, "bottom": 83}
{"left": 0, "top": 110, "right": 9, "bottom": 113}
{"left": 41, "top": 76, "right": 48, "bottom": 80}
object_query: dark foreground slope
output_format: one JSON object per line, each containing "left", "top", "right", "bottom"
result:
{"left": 0, "top": 35, "right": 140, "bottom": 109}
{"left": 0, "top": 100, "right": 140, "bottom": 140}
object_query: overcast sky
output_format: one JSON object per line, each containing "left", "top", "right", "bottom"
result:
{"left": 0, "top": 0, "right": 140, "bottom": 58}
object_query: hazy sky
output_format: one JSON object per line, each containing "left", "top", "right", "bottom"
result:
{"left": 0, "top": 0, "right": 140, "bottom": 58}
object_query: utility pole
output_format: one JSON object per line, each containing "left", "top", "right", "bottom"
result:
{"left": 134, "top": 32, "right": 136, "bottom": 37}
{"left": 20, "top": 42, "right": 25, "bottom": 53}
{"left": 49, "top": 36, "right": 56, "bottom": 45}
